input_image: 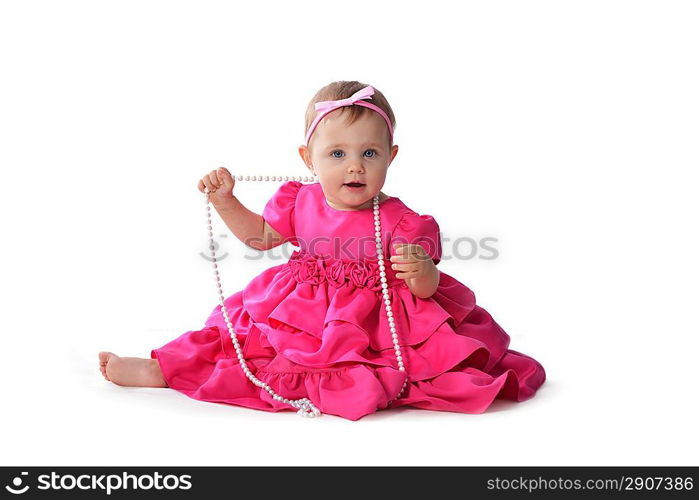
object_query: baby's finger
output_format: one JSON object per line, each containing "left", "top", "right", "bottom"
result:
{"left": 390, "top": 247, "right": 412, "bottom": 259}
{"left": 398, "top": 244, "right": 425, "bottom": 260}
{"left": 391, "top": 245, "right": 403, "bottom": 258}
{"left": 389, "top": 251, "right": 412, "bottom": 264}
{"left": 218, "top": 167, "right": 234, "bottom": 187}
{"left": 392, "top": 243, "right": 411, "bottom": 256}
{"left": 392, "top": 262, "right": 419, "bottom": 273}
{"left": 208, "top": 171, "right": 221, "bottom": 188}
{"left": 395, "top": 269, "right": 419, "bottom": 279}
{"left": 197, "top": 179, "right": 206, "bottom": 193}
{"left": 405, "top": 244, "right": 422, "bottom": 254}
{"left": 202, "top": 177, "right": 217, "bottom": 193}
{"left": 214, "top": 168, "right": 225, "bottom": 185}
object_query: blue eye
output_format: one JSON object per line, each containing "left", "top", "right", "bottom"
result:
{"left": 329, "top": 149, "right": 378, "bottom": 158}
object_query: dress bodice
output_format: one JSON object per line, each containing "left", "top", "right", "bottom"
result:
{"left": 263, "top": 181, "right": 442, "bottom": 265}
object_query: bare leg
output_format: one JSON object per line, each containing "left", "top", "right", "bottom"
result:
{"left": 98, "top": 351, "right": 168, "bottom": 388}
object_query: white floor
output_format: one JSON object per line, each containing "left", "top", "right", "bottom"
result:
{"left": 5, "top": 267, "right": 697, "bottom": 466}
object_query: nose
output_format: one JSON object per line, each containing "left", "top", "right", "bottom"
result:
{"left": 347, "top": 161, "right": 365, "bottom": 174}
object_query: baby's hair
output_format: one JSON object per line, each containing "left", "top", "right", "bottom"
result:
{"left": 304, "top": 80, "right": 397, "bottom": 149}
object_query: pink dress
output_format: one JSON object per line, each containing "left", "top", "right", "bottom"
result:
{"left": 151, "top": 181, "right": 546, "bottom": 420}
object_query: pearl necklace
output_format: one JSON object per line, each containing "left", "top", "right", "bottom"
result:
{"left": 203, "top": 175, "right": 408, "bottom": 418}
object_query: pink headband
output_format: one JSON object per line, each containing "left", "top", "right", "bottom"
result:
{"left": 304, "top": 85, "right": 394, "bottom": 147}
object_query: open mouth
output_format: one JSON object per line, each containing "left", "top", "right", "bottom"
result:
{"left": 344, "top": 182, "right": 365, "bottom": 188}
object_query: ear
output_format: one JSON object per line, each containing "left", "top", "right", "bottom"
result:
{"left": 389, "top": 144, "right": 399, "bottom": 163}
{"left": 298, "top": 145, "right": 314, "bottom": 173}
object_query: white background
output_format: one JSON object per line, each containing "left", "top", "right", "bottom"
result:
{"left": 1, "top": 0, "right": 697, "bottom": 466}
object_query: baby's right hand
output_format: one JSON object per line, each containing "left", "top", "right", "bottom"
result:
{"left": 197, "top": 167, "right": 236, "bottom": 205}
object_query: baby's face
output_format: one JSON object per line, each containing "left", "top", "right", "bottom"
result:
{"left": 299, "top": 109, "right": 398, "bottom": 211}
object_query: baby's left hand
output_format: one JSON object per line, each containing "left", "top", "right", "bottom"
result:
{"left": 389, "top": 243, "right": 433, "bottom": 280}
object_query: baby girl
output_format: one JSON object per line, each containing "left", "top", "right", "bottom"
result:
{"left": 99, "top": 81, "right": 546, "bottom": 420}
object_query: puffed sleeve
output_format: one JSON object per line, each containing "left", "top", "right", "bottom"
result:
{"left": 262, "top": 180, "right": 303, "bottom": 245}
{"left": 392, "top": 212, "right": 442, "bottom": 264}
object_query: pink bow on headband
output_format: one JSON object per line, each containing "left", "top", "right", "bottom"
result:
{"left": 313, "top": 85, "right": 376, "bottom": 113}
{"left": 304, "top": 85, "right": 394, "bottom": 147}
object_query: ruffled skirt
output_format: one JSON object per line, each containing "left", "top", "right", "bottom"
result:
{"left": 151, "top": 263, "right": 546, "bottom": 420}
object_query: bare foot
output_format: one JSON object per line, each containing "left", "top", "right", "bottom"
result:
{"left": 98, "top": 351, "right": 168, "bottom": 388}
{"left": 99, "top": 351, "right": 112, "bottom": 381}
